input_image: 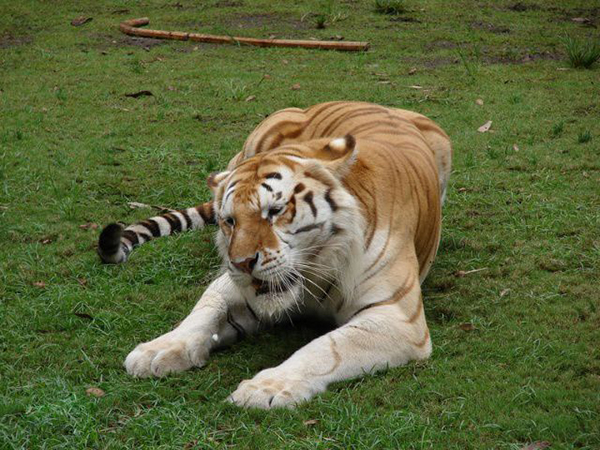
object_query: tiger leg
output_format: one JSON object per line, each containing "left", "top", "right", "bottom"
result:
{"left": 98, "top": 201, "right": 214, "bottom": 264}
{"left": 124, "top": 273, "right": 260, "bottom": 377}
{"left": 228, "top": 280, "right": 430, "bottom": 409}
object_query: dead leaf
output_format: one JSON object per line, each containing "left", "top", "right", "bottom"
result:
{"left": 86, "top": 387, "right": 105, "bottom": 397}
{"left": 77, "top": 278, "right": 88, "bottom": 287}
{"left": 184, "top": 440, "right": 198, "bottom": 450}
{"left": 41, "top": 238, "right": 52, "bottom": 244}
{"left": 476, "top": 98, "right": 484, "bottom": 106}
{"left": 409, "top": 85, "right": 423, "bottom": 89}
{"left": 291, "top": 83, "right": 301, "bottom": 90}
{"left": 331, "top": 35, "right": 344, "bottom": 40}
{"left": 127, "top": 201, "right": 151, "bottom": 209}
{"left": 520, "top": 442, "right": 551, "bottom": 450}
{"left": 269, "top": 34, "right": 277, "bottom": 39}
{"left": 282, "top": 59, "right": 289, "bottom": 65}
{"left": 167, "top": 86, "right": 177, "bottom": 91}
{"left": 378, "top": 81, "right": 391, "bottom": 85}
{"left": 71, "top": 16, "right": 93, "bottom": 27}
{"left": 303, "top": 419, "right": 319, "bottom": 426}
{"left": 33, "top": 281, "right": 46, "bottom": 288}
{"left": 459, "top": 323, "right": 475, "bottom": 331}
{"left": 500, "top": 289, "right": 511, "bottom": 297}
{"left": 79, "top": 222, "right": 99, "bottom": 230}
{"left": 513, "top": 144, "right": 520, "bottom": 152}
{"left": 245, "top": 95, "right": 256, "bottom": 102}
{"left": 124, "top": 90, "right": 153, "bottom": 98}
{"left": 571, "top": 17, "right": 591, "bottom": 25}
{"left": 263, "top": 74, "right": 271, "bottom": 80}
{"left": 477, "top": 120, "right": 492, "bottom": 133}
{"left": 74, "top": 312, "right": 93, "bottom": 320}
{"left": 457, "top": 187, "right": 468, "bottom": 193}
{"left": 455, "top": 268, "right": 488, "bottom": 277}
{"left": 408, "top": 67, "right": 417, "bottom": 75}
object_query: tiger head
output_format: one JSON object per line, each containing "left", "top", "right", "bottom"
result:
{"left": 207, "top": 135, "right": 364, "bottom": 319}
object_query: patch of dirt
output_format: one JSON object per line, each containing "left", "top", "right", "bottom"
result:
{"left": 471, "top": 21, "right": 510, "bottom": 34}
{"left": 549, "top": 6, "right": 600, "bottom": 27}
{"left": 483, "top": 48, "right": 562, "bottom": 64}
{"left": 507, "top": 2, "right": 541, "bottom": 12}
{"left": 214, "top": 0, "right": 244, "bottom": 6}
{"left": 223, "top": 12, "right": 311, "bottom": 31}
{"left": 0, "top": 33, "right": 33, "bottom": 49}
{"left": 91, "top": 33, "right": 168, "bottom": 51}
{"left": 400, "top": 56, "right": 458, "bottom": 69}
{"left": 425, "top": 39, "right": 458, "bottom": 51}
{"left": 389, "top": 16, "right": 421, "bottom": 23}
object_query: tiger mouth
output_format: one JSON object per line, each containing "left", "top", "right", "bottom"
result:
{"left": 252, "top": 272, "right": 299, "bottom": 296}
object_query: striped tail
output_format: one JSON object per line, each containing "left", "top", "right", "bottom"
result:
{"left": 98, "top": 202, "right": 215, "bottom": 264}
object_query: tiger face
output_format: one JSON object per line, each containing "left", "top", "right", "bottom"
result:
{"left": 208, "top": 135, "right": 362, "bottom": 319}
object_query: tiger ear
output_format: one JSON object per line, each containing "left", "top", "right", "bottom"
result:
{"left": 322, "top": 135, "right": 358, "bottom": 178}
{"left": 206, "top": 171, "right": 230, "bottom": 195}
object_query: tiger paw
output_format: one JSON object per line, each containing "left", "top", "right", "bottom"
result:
{"left": 124, "top": 333, "right": 209, "bottom": 378}
{"left": 227, "top": 370, "right": 323, "bottom": 409}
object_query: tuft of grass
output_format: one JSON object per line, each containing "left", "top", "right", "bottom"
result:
{"left": 374, "top": 0, "right": 407, "bottom": 15}
{"left": 563, "top": 35, "right": 600, "bottom": 69}
{"left": 551, "top": 121, "right": 564, "bottom": 138}
{"left": 577, "top": 130, "right": 592, "bottom": 144}
{"left": 305, "top": 0, "right": 348, "bottom": 29}
{"left": 456, "top": 46, "right": 481, "bottom": 81}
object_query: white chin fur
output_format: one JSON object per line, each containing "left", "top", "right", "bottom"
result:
{"left": 251, "top": 285, "right": 303, "bottom": 320}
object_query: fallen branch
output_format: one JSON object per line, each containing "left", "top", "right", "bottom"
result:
{"left": 119, "top": 17, "right": 369, "bottom": 52}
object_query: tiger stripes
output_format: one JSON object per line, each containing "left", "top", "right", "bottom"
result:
{"left": 97, "top": 202, "right": 214, "bottom": 264}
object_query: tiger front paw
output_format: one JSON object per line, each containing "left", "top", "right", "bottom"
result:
{"left": 227, "top": 370, "right": 324, "bottom": 409}
{"left": 124, "top": 332, "right": 209, "bottom": 378}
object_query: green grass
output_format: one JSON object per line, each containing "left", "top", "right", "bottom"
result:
{"left": 1, "top": 0, "right": 599, "bottom": 448}
{"left": 374, "top": 0, "right": 407, "bottom": 16}
{"left": 563, "top": 35, "right": 600, "bottom": 68}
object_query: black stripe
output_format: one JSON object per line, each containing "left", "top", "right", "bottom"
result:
{"left": 330, "top": 224, "right": 343, "bottom": 235}
{"left": 324, "top": 189, "right": 338, "bottom": 211}
{"left": 225, "top": 189, "right": 236, "bottom": 202}
{"left": 123, "top": 230, "right": 139, "bottom": 246}
{"left": 294, "top": 223, "right": 323, "bottom": 234}
{"left": 197, "top": 204, "right": 214, "bottom": 224}
{"left": 227, "top": 311, "right": 246, "bottom": 339}
{"left": 141, "top": 220, "right": 161, "bottom": 237}
{"left": 138, "top": 232, "right": 153, "bottom": 242}
{"left": 261, "top": 183, "right": 273, "bottom": 192}
{"left": 303, "top": 191, "right": 317, "bottom": 217}
{"left": 163, "top": 213, "right": 181, "bottom": 233}
{"left": 265, "top": 172, "right": 282, "bottom": 179}
{"left": 179, "top": 210, "right": 192, "bottom": 229}
{"left": 245, "top": 300, "right": 259, "bottom": 321}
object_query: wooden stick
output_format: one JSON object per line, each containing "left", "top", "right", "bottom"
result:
{"left": 119, "top": 17, "right": 369, "bottom": 52}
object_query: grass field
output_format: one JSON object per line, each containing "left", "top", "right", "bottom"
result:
{"left": 1, "top": 0, "right": 599, "bottom": 448}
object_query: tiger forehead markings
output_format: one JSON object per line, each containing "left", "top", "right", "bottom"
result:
{"left": 97, "top": 101, "right": 452, "bottom": 409}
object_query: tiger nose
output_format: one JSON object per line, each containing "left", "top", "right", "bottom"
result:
{"left": 232, "top": 253, "right": 259, "bottom": 274}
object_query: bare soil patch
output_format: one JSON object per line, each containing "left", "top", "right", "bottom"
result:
{"left": 471, "top": 21, "right": 510, "bottom": 34}
{"left": 0, "top": 34, "right": 33, "bottom": 49}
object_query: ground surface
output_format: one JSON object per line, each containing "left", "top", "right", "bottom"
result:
{"left": 1, "top": 0, "right": 599, "bottom": 448}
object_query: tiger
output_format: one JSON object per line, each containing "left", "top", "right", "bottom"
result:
{"left": 98, "top": 101, "right": 452, "bottom": 409}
